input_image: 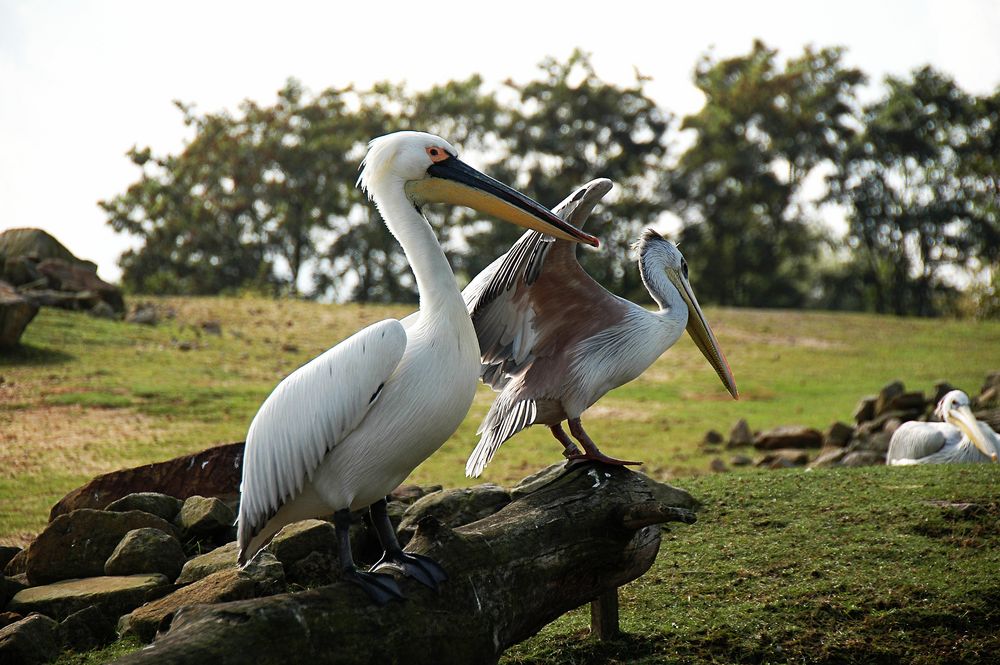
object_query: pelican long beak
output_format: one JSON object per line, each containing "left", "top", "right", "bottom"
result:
{"left": 948, "top": 406, "right": 998, "bottom": 462}
{"left": 405, "top": 157, "right": 600, "bottom": 247}
{"left": 671, "top": 274, "right": 739, "bottom": 399}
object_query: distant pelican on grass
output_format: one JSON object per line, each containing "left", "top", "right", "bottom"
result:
{"left": 886, "top": 390, "right": 999, "bottom": 465}
{"left": 236, "top": 131, "right": 599, "bottom": 604}
{"left": 462, "top": 178, "right": 738, "bottom": 478}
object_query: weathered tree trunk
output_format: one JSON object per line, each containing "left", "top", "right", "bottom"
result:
{"left": 115, "top": 463, "right": 698, "bottom": 665}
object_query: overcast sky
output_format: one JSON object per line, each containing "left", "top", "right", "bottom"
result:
{"left": 2, "top": 0, "right": 999, "bottom": 282}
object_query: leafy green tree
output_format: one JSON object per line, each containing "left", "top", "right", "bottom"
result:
{"left": 665, "top": 41, "right": 864, "bottom": 308}
{"left": 101, "top": 104, "right": 276, "bottom": 294}
{"left": 830, "top": 66, "right": 982, "bottom": 315}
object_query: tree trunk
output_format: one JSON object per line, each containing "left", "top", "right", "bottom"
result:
{"left": 114, "top": 463, "right": 698, "bottom": 665}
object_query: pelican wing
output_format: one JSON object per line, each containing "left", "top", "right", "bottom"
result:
{"left": 237, "top": 319, "right": 407, "bottom": 552}
{"left": 886, "top": 422, "right": 948, "bottom": 464}
{"left": 463, "top": 178, "right": 613, "bottom": 390}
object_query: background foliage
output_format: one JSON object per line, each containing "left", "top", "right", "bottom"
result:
{"left": 102, "top": 44, "right": 1000, "bottom": 316}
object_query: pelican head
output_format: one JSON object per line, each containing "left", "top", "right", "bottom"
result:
{"left": 936, "top": 390, "right": 998, "bottom": 462}
{"left": 638, "top": 229, "right": 738, "bottom": 399}
{"left": 358, "top": 131, "right": 599, "bottom": 246}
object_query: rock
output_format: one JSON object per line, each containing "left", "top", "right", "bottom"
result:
{"left": 809, "top": 447, "right": 847, "bottom": 468}
{"left": 886, "top": 391, "right": 925, "bottom": 412}
{"left": 285, "top": 550, "right": 339, "bottom": 587}
{"left": 0, "top": 613, "right": 60, "bottom": 665}
{"left": 0, "top": 611, "right": 23, "bottom": 629}
{"left": 7, "top": 574, "right": 168, "bottom": 621}
{"left": 753, "top": 426, "right": 823, "bottom": 450}
{"left": 875, "top": 380, "right": 905, "bottom": 417}
{"left": 3, "top": 574, "right": 30, "bottom": 609}
{"left": 105, "top": 528, "right": 186, "bottom": 580}
{"left": 174, "top": 496, "right": 235, "bottom": 540}
{"left": 0, "top": 281, "right": 40, "bottom": 348}
{"left": 727, "top": 419, "right": 753, "bottom": 448}
{"left": 389, "top": 484, "right": 442, "bottom": 505}
{"left": 0, "top": 228, "right": 98, "bottom": 271}
{"left": 4, "top": 549, "right": 27, "bottom": 576}
{"left": 0, "top": 547, "right": 20, "bottom": 571}
{"left": 123, "top": 553, "right": 284, "bottom": 643}
{"left": 853, "top": 395, "right": 877, "bottom": 424}
{"left": 932, "top": 381, "right": 956, "bottom": 405}
{"left": 35, "top": 258, "right": 124, "bottom": 312}
{"left": 840, "top": 451, "right": 885, "bottom": 467}
{"left": 199, "top": 320, "right": 222, "bottom": 335}
{"left": 848, "top": 431, "right": 892, "bottom": 455}
{"left": 824, "top": 422, "right": 854, "bottom": 448}
{"left": 398, "top": 484, "right": 511, "bottom": 540}
{"left": 50, "top": 441, "right": 245, "bottom": 519}
{"left": 25, "top": 509, "right": 177, "bottom": 585}
{"left": 709, "top": 458, "right": 728, "bottom": 473}
{"left": 702, "top": 430, "right": 724, "bottom": 446}
{"left": 729, "top": 454, "right": 753, "bottom": 467}
{"left": 1, "top": 255, "right": 42, "bottom": 286}
{"left": 858, "top": 409, "right": 920, "bottom": 434}
{"left": 175, "top": 542, "right": 238, "bottom": 585}
{"left": 87, "top": 301, "right": 118, "bottom": 319}
{"left": 756, "top": 448, "right": 810, "bottom": 468}
{"left": 126, "top": 303, "right": 158, "bottom": 325}
{"left": 265, "top": 519, "right": 337, "bottom": 568}
{"left": 981, "top": 370, "right": 1000, "bottom": 394}
{"left": 882, "top": 417, "right": 904, "bottom": 438}
{"left": 59, "top": 605, "right": 116, "bottom": 652}
{"left": 105, "top": 492, "right": 184, "bottom": 522}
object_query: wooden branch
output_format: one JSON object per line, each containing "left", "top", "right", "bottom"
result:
{"left": 114, "top": 463, "right": 698, "bottom": 665}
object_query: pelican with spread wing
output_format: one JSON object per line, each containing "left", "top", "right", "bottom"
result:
{"left": 236, "top": 132, "right": 599, "bottom": 604}
{"left": 463, "top": 179, "right": 738, "bottom": 478}
{"left": 887, "top": 390, "right": 999, "bottom": 465}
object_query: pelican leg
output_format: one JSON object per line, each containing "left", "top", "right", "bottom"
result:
{"left": 565, "top": 418, "right": 642, "bottom": 467}
{"left": 369, "top": 498, "right": 448, "bottom": 591}
{"left": 550, "top": 424, "right": 582, "bottom": 458}
{"left": 334, "top": 508, "right": 403, "bottom": 605}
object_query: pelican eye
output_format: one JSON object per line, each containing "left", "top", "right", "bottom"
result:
{"left": 426, "top": 147, "right": 450, "bottom": 163}
{"left": 681, "top": 259, "right": 689, "bottom": 279}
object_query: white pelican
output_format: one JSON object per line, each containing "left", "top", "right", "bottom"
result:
{"left": 236, "top": 131, "right": 599, "bottom": 604}
{"left": 463, "top": 179, "right": 738, "bottom": 477}
{"left": 886, "top": 390, "right": 999, "bottom": 465}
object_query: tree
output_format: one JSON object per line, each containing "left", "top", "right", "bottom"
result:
{"left": 665, "top": 41, "right": 864, "bottom": 308}
{"left": 830, "top": 66, "right": 981, "bottom": 315}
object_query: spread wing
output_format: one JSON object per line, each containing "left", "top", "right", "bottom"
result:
{"left": 463, "top": 178, "right": 613, "bottom": 390}
{"left": 237, "top": 319, "right": 407, "bottom": 556}
{"left": 886, "top": 422, "right": 949, "bottom": 464}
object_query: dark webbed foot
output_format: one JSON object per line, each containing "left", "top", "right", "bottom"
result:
{"left": 342, "top": 567, "right": 404, "bottom": 606}
{"left": 369, "top": 498, "right": 448, "bottom": 592}
{"left": 371, "top": 551, "right": 448, "bottom": 591}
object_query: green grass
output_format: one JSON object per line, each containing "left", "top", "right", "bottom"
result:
{"left": 504, "top": 465, "right": 1000, "bottom": 664}
{"left": 1, "top": 298, "right": 998, "bottom": 542}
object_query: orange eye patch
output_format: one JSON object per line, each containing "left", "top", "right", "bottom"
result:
{"left": 426, "top": 146, "right": 450, "bottom": 163}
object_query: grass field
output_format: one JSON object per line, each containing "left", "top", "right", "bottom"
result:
{"left": 2, "top": 298, "right": 999, "bottom": 663}
{"left": 1, "top": 297, "right": 998, "bottom": 544}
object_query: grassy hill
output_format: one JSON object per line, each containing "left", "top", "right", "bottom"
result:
{"left": 2, "top": 298, "right": 998, "bottom": 663}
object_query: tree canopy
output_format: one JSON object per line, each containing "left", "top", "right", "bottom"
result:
{"left": 102, "top": 46, "right": 1000, "bottom": 317}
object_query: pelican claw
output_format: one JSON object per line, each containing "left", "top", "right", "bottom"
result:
{"left": 343, "top": 568, "right": 404, "bottom": 606}
{"left": 372, "top": 552, "right": 448, "bottom": 591}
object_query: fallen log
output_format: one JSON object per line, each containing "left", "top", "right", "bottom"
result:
{"left": 114, "top": 463, "right": 697, "bottom": 665}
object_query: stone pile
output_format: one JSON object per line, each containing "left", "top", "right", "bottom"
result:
{"left": 0, "top": 471, "right": 511, "bottom": 664}
{"left": 0, "top": 228, "right": 125, "bottom": 347}
{"left": 707, "top": 371, "right": 1000, "bottom": 472}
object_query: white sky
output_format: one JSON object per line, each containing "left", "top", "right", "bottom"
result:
{"left": 2, "top": 0, "right": 999, "bottom": 283}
